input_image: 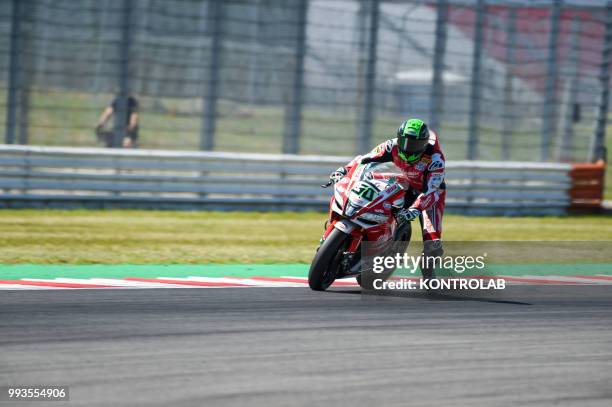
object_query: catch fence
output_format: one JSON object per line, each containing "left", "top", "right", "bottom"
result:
{"left": 0, "top": 0, "right": 610, "bottom": 163}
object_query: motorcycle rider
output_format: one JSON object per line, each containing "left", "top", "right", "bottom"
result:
{"left": 328, "top": 118, "right": 445, "bottom": 280}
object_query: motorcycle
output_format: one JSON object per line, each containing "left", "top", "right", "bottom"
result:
{"left": 308, "top": 161, "right": 412, "bottom": 291}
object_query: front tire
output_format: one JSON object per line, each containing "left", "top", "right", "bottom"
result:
{"left": 308, "top": 228, "right": 350, "bottom": 291}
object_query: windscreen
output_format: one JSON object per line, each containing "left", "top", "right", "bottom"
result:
{"left": 360, "top": 162, "right": 403, "bottom": 180}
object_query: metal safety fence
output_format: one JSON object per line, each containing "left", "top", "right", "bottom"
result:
{"left": 0, "top": 0, "right": 610, "bottom": 163}
{"left": 0, "top": 144, "right": 580, "bottom": 215}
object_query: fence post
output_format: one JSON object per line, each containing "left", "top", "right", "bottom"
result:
{"left": 247, "top": 0, "right": 262, "bottom": 105}
{"left": 356, "top": 0, "right": 380, "bottom": 154}
{"left": 113, "top": 0, "right": 133, "bottom": 148}
{"left": 17, "top": 67, "right": 31, "bottom": 146}
{"left": 429, "top": 0, "right": 448, "bottom": 132}
{"left": 501, "top": 8, "right": 517, "bottom": 161}
{"left": 556, "top": 17, "right": 581, "bottom": 162}
{"left": 540, "top": 0, "right": 561, "bottom": 161}
{"left": 590, "top": 1, "right": 612, "bottom": 162}
{"left": 5, "top": 0, "right": 22, "bottom": 145}
{"left": 467, "top": 0, "right": 486, "bottom": 160}
{"left": 282, "top": 0, "right": 308, "bottom": 154}
{"left": 18, "top": 0, "right": 37, "bottom": 146}
{"left": 201, "top": 0, "right": 224, "bottom": 151}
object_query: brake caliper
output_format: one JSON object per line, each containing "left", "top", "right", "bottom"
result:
{"left": 341, "top": 252, "right": 355, "bottom": 272}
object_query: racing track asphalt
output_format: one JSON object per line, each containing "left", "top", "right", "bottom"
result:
{"left": 1, "top": 286, "right": 612, "bottom": 407}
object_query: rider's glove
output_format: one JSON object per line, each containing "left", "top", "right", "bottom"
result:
{"left": 329, "top": 167, "right": 347, "bottom": 184}
{"left": 398, "top": 207, "right": 421, "bottom": 222}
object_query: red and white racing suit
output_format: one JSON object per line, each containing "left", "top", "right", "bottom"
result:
{"left": 344, "top": 131, "right": 446, "bottom": 248}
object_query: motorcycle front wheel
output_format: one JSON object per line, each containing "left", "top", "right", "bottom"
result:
{"left": 308, "top": 228, "right": 350, "bottom": 291}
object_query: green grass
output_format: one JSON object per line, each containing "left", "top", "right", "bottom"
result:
{"left": 1, "top": 210, "right": 611, "bottom": 264}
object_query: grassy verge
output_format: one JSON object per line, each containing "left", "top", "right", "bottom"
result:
{"left": 1, "top": 210, "right": 611, "bottom": 264}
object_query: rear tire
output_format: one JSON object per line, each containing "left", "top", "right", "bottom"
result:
{"left": 308, "top": 228, "right": 350, "bottom": 291}
{"left": 391, "top": 221, "right": 412, "bottom": 254}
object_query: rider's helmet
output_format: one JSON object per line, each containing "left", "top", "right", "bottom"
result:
{"left": 396, "top": 118, "right": 430, "bottom": 164}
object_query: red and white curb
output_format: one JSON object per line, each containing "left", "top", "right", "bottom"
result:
{"left": 0, "top": 276, "right": 348, "bottom": 290}
{"left": 0, "top": 275, "right": 611, "bottom": 290}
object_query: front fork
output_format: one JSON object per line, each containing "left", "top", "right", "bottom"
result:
{"left": 319, "top": 219, "right": 363, "bottom": 275}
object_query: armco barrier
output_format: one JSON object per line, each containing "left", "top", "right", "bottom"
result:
{"left": 0, "top": 145, "right": 585, "bottom": 215}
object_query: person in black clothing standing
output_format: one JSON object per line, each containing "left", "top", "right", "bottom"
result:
{"left": 95, "top": 95, "right": 139, "bottom": 148}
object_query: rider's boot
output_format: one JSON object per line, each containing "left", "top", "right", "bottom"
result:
{"left": 421, "top": 239, "right": 443, "bottom": 281}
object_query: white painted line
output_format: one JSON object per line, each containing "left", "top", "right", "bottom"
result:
{"left": 0, "top": 284, "right": 63, "bottom": 290}
{"left": 52, "top": 278, "right": 128, "bottom": 287}
{"left": 183, "top": 276, "right": 305, "bottom": 287}
{"left": 84, "top": 278, "right": 192, "bottom": 288}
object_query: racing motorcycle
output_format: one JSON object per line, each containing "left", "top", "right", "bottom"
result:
{"left": 308, "top": 161, "right": 412, "bottom": 291}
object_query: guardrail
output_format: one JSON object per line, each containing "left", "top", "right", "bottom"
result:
{"left": 0, "top": 145, "right": 574, "bottom": 215}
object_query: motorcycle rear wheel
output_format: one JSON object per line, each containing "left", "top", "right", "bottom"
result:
{"left": 308, "top": 228, "right": 350, "bottom": 291}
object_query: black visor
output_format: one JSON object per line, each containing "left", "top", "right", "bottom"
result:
{"left": 399, "top": 136, "right": 429, "bottom": 154}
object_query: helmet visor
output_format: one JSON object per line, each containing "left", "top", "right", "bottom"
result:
{"left": 399, "top": 136, "right": 429, "bottom": 154}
